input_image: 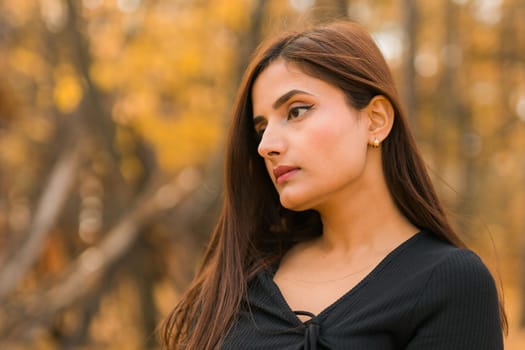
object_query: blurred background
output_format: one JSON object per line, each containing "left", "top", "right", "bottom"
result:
{"left": 0, "top": 0, "right": 523, "bottom": 349}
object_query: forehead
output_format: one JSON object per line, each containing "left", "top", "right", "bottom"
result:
{"left": 251, "top": 60, "right": 334, "bottom": 110}
{"left": 255, "top": 60, "right": 307, "bottom": 86}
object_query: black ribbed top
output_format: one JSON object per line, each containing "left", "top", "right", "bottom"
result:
{"left": 221, "top": 231, "right": 503, "bottom": 349}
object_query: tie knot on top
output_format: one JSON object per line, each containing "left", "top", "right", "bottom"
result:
{"left": 294, "top": 311, "right": 321, "bottom": 350}
{"left": 305, "top": 317, "right": 320, "bottom": 345}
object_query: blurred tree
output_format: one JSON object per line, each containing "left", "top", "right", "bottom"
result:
{"left": 402, "top": 0, "right": 418, "bottom": 128}
{"left": 0, "top": 0, "right": 524, "bottom": 348}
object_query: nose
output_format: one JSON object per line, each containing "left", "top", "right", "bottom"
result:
{"left": 257, "top": 123, "right": 286, "bottom": 159}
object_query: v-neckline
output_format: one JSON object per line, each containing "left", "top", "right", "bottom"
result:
{"left": 264, "top": 231, "right": 425, "bottom": 325}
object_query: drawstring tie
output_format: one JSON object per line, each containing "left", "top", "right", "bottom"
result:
{"left": 294, "top": 311, "right": 321, "bottom": 350}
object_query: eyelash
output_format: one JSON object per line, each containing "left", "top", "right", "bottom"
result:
{"left": 254, "top": 104, "right": 314, "bottom": 140}
{"left": 288, "top": 104, "right": 313, "bottom": 119}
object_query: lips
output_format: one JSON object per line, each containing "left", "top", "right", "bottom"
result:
{"left": 273, "top": 165, "right": 300, "bottom": 184}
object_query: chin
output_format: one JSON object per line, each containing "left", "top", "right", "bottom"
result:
{"left": 279, "top": 195, "right": 314, "bottom": 212}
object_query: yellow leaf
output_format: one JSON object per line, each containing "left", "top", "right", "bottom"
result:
{"left": 0, "top": 133, "right": 28, "bottom": 166}
{"left": 120, "top": 156, "right": 143, "bottom": 184}
{"left": 91, "top": 61, "right": 117, "bottom": 91}
{"left": 53, "top": 66, "right": 83, "bottom": 113}
{"left": 22, "top": 116, "right": 54, "bottom": 142}
{"left": 8, "top": 47, "right": 45, "bottom": 78}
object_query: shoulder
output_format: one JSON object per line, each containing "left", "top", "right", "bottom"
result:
{"left": 403, "top": 231, "right": 495, "bottom": 282}
{"left": 437, "top": 248, "right": 493, "bottom": 280}
{"left": 388, "top": 231, "right": 501, "bottom": 316}
{"left": 410, "top": 237, "right": 501, "bottom": 322}
{"left": 423, "top": 243, "right": 498, "bottom": 299}
{"left": 404, "top": 235, "right": 504, "bottom": 349}
{"left": 383, "top": 232, "right": 499, "bottom": 306}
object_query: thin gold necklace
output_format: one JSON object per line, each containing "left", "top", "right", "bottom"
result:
{"left": 278, "top": 262, "right": 376, "bottom": 284}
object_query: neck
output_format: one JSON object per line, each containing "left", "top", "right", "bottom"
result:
{"left": 315, "top": 168, "right": 417, "bottom": 255}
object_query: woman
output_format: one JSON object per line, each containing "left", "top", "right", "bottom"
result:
{"left": 162, "top": 21, "right": 505, "bottom": 349}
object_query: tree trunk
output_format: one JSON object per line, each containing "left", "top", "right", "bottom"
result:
{"left": 402, "top": 0, "right": 418, "bottom": 131}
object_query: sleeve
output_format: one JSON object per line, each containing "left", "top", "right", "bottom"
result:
{"left": 405, "top": 249, "right": 503, "bottom": 350}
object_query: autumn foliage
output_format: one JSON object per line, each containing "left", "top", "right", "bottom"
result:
{"left": 0, "top": 0, "right": 524, "bottom": 349}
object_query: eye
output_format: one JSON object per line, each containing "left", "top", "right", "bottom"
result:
{"left": 253, "top": 122, "right": 266, "bottom": 141}
{"left": 288, "top": 105, "right": 313, "bottom": 119}
{"left": 252, "top": 116, "right": 266, "bottom": 141}
{"left": 254, "top": 126, "right": 265, "bottom": 141}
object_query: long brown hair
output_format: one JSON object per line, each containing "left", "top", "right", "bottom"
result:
{"left": 161, "top": 21, "right": 506, "bottom": 349}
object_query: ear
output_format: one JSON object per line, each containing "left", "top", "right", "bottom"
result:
{"left": 363, "top": 95, "right": 394, "bottom": 146}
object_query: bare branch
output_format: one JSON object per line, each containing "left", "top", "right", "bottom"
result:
{"left": 0, "top": 143, "right": 82, "bottom": 301}
{"left": 0, "top": 167, "right": 203, "bottom": 339}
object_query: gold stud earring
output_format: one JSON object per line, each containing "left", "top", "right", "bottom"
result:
{"left": 372, "top": 136, "right": 380, "bottom": 148}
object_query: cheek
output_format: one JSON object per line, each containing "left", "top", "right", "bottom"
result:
{"left": 307, "top": 107, "right": 365, "bottom": 147}
{"left": 307, "top": 119, "right": 368, "bottom": 165}
{"left": 307, "top": 122, "right": 353, "bottom": 154}
{"left": 264, "top": 159, "right": 274, "bottom": 181}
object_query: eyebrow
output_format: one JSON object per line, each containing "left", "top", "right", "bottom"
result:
{"left": 253, "top": 89, "right": 314, "bottom": 125}
{"left": 272, "top": 89, "right": 313, "bottom": 109}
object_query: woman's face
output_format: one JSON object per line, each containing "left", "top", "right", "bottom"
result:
{"left": 251, "top": 60, "right": 373, "bottom": 212}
